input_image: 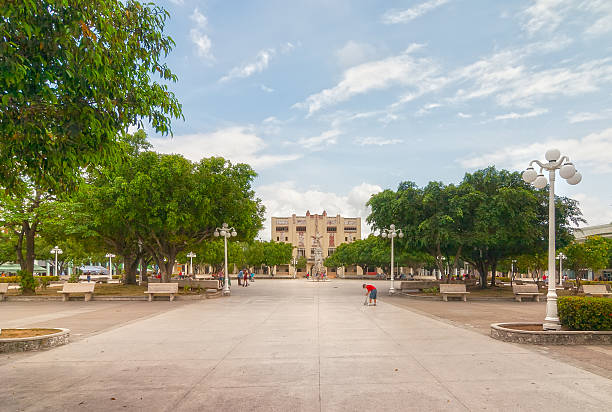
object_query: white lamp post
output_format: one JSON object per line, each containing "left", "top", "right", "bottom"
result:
{"left": 105, "top": 253, "right": 115, "bottom": 280}
{"left": 511, "top": 259, "right": 517, "bottom": 285}
{"left": 50, "top": 246, "right": 63, "bottom": 277}
{"left": 556, "top": 252, "right": 566, "bottom": 285}
{"left": 523, "top": 148, "right": 581, "bottom": 330}
{"left": 187, "top": 252, "right": 196, "bottom": 277}
{"left": 291, "top": 257, "right": 298, "bottom": 279}
{"left": 214, "top": 223, "right": 237, "bottom": 296}
{"left": 380, "top": 224, "right": 404, "bottom": 295}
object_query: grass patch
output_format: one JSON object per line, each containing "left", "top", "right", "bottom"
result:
{"left": 5, "top": 283, "right": 209, "bottom": 296}
{"left": 0, "top": 328, "right": 62, "bottom": 338}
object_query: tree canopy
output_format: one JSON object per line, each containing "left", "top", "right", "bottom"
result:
{"left": 0, "top": 0, "right": 182, "bottom": 193}
{"left": 367, "top": 166, "right": 583, "bottom": 287}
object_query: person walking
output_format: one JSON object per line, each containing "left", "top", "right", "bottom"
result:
{"left": 243, "top": 270, "right": 249, "bottom": 287}
{"left": 238, "top": 270, "right": 243, "bottom": 286}
{"left": 362, "top": 284, "right": 377, "bottom": 306}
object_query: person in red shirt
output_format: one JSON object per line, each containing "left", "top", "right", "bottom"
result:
{"left": 362, "top": 284, "right": 377, "bottom": 306}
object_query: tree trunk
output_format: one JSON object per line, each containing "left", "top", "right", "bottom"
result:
{"left": 123, "top": 255, "right": 139, "bottom": 285}
{"left": 490, "top": 261, "right": 497, "bottom": 287}
{"left": 24, "top": 223, "right": 36, "bottom": 274}
{"left": 477, "top": 262, "right": 488, "bottom": 289}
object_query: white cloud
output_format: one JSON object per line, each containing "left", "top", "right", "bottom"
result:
{"left": 335, "top": 41, "right": 378, "bottom": 67}
{"left": 220, "top": 49, "right": 276, "bottom": 83}
{"left": 415, "top": 103, "right": 442, "bottom": 117}
{"left": 521, "top": 0, "right": 612, "bottom": 37}
{"left": 298, "top": 129, "right": 342, "bottom": 149}
{"left": 190, "top": 7, "right": 207, "bottom": 27}
{"left": 460, "top": 127, "right": 612, "bottom": 174}
{"left": 457, "top": 112, "right": 472, "bottom": 118}
{"left": 190, "top": 30, "right": 213, "bottom": 59}
{"left": 150, "top": 126, "right": 301, "bottom": 169}
{"left": 294, "top": 45, "right": 437, "bottom": 115}
{"left": 568, "top": 110, "right": 612, "bottom": 123}
{"left": 256, "top": 181, "right": 383, "bottom": 240}
{"left": 189, "top": 8, "right": 213, "bottom": 60}
{"left": 356, "top": 137, "right": 403, "bottom": 146}
{"left": 260, "top": 84, "right": 275, "bottom": 93}
{"left": 573, "top": 193, "right": 612, "bottom": 227}
{"left": 493, "top": 108, "right": 549, "bottom": 120}
{"left": 169, "top": 0, "right": 184, "bottom": 5}
{"left": 382, "top": 0, "right": 450, "bottom": 24}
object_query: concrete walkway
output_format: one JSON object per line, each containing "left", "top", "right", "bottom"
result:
{"left": 1, "top": 280, "right": 611, "bottom": 411}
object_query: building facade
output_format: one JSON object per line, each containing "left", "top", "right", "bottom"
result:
{"left": 271, "top": 210, "right": 361, "bottom": 275}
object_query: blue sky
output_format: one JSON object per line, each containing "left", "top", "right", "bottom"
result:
{"left": 148, "top": 0, "right": 612, "bottom": 238}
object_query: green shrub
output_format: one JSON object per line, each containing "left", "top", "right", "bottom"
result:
{"left": 69, "top": 272, "right": 79, "bottom": 282}
{"left": 183, "top": 285, "right": 191, "bottom": 293}
{"left": 18, "top": 270, "right": 37, "bottom": 294}
{"left": 422, "top": 286, "right": 439, "bottom": 294}
{"left": 558, "top": 296, "right": 612, "bottom": 331}
{"left": 567, "top": 280, "right": 605, "bottom": 285}
{"left": 0, "top": 276, "right": 20, "bottom": 283}
{"left": 497, "top": 277, "right": 511, "bottom": 282}
{"left": 112, "top": 275, "right": 120, "bottom": 279}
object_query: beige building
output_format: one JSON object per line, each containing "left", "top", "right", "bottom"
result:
{"left": 271, "top": 210, "right": 362, "bottom": 275}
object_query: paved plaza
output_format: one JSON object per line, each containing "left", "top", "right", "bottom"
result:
{"left": 1, "top": 280, "right": 611, "bottom": 411}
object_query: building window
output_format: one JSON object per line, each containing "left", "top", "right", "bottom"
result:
{"left": 296, "top": 226, "right": 306, "bottom": 232}
{"left": 344, "top": 227, "right": 357, "bottom": 232}
{"left": 285, "top": 236, "right": 288, "bottom": 241}
{"left": 345, "top": 237, "right": 348, "bottom": 242}
{"left": 276, "top": 226, "right": 289, "bottom": 232}
{"left": 327, "top": 227, "right": 337, "bottom": 232}
{"left": 297, "top": 248, "right": 306, "bottom": 258}
{"left": 328, "top": 248, "right": 335, "bottom": 256}
{"left": 276, "top": 236, "right": 280, "bottom": 241}
{"left": 311, "top": 248, "right": 315, "bottom": 256}
{"left": 276, "top": 219, "right": 288, "bottom": 225}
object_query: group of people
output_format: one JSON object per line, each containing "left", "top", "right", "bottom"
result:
{"left": 237, "top": 270, "right": 254, "bottom": 287}
{"left": 305, "top": 272, "right": 327, "bottom": 281}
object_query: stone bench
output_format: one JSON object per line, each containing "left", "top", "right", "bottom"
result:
{"left": 58, "top": 283, "right": 95, "bottom": 301}
{"left": 0, "top": 283, "right": 8, "bottom": 301}
{"left": 145, "top": 283, "right": 178, "bottom": 301}
{"left": 582, "top": 284, "right": 612, "bottom": 297}
{"left": 439, "top": 284, "right": 470, "bottom": 302}
{"left": 513, "top": 284, "right": 543, "bottom": 302}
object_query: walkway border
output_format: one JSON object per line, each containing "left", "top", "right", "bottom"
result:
{"left": 0, "top": 328, "right": 70, "bottom": 353}
{"left": 490, "top": 322, "right": 612, "bottom": 345}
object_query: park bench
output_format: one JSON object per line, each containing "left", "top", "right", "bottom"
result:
{"left": 145, "top": 283, "right": 178, "bottom": 301}
{"left": 582, "top": 284, "right": 612, "bottom": 297}
{"left": 58, "top": 283, "right": 95, "bottom": 302}
{"left": 0, "top": 283, "right": 8, "bottom": 301}
{"left": 513, "top": 284, "right": 543, "bottom": 302}
{"left": 439, "top": 284, "right": 470, "bottom": 302}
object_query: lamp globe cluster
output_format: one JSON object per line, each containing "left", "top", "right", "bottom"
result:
{"left": 522, "top": 148, "right": 582, "bottom": 188}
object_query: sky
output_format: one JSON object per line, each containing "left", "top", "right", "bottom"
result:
{"left": 147, "top": 0, "right": 612, "bottom": 239}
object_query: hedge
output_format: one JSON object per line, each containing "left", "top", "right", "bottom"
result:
{"left": 0, "top": 275, "right": 59, "bottom": 284}
{"left": 558, "top": 296, "right": 612, "bottom": 331}
{"left": 0, "top": 276, "right": 19, "bottom": 283}
{"left": 565, "top": 280, "right": 612, "bottom": 286}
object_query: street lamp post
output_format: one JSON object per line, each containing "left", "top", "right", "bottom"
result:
{"left": 380, "top": 224, "right": 404, "bottom": 295}
{"left": 214, "top": 223, "right": 237, "bottom": 296}
{"left": 187, "top": 252, "right": 196, "bottom": 277}
{"left": 50, "top": 246, "right": 63, "bottom": 277}
{"left": 291, "top": 257, "right": 298, "bottom": 279}
{"left": 523, "top": 148, "right": 581, "bottom": 330}
{"left": 511, "top": 259, "right": 517, "bottom": 286}
{"left": 105, "top": 253, "right": 115, "bottom": 280}
{"left": 556, "top": 252, "right": 566, "bottom": 285}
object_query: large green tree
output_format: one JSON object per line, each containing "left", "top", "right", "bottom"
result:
{"left": 0, "top": 0, "right": 182, "bottom": 193}
{"left": 75, "top": 151, "right": 264, "bottom": 282}
{"left": 564, "top": 236, "right": 612, "bottom": 285}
